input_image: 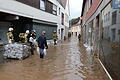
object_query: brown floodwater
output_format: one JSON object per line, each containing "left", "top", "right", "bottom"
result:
{"left": 0, "top": 36, "right": 109, "bottom": 80}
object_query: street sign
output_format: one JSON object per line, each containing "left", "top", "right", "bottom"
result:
{"left": 112, "top": 0, "right": 120, "bottom": 9}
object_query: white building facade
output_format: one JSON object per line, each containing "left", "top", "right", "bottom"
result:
{"left": 0, "top": 0, "right": 70, "bottom": 43}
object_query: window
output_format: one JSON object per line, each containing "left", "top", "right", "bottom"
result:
{"left": 89, "top": 0, "right": 93, "bottom": 8}
{"left": 104, "top": 15, "right": 106, "bottom": 22}
{"left": 118, "top": 30, "right": 120, "bottom": 35}
{"left": 59, "top": 29, "right": 60, "bottom": 34}
{"left": 40, "top": 0, "right": 57, "bottom": 15}
{"left": 53, "top": 4, "right": 57, "bottom": 15}
{"left": 46, "top": 1, "right": 52, "bottom": 13}
{"left": 59, "top": 8, "right": 60, "bottom": 15}
{"left": 61, "top": 13, "right": 64, "bottom": 25}
{"left": 118, "top": 30, "right": 120, "bottom": 42}
{"left": 111, "top": 29, "right": 116, "bottom": 41}
{"left": 112, "top": 11, "right": 117, "bottom": 25}
{"left": 106, "top": 14, "right": 107, "bottom": 22}
{"left": 40, "top": 0, "right": 45, "bottom": 10}
{"left": 90, "top": 0, "right": 93, "bottom": 6}
{"left": 104, "top": 14, "right": 107, "bottom": 22}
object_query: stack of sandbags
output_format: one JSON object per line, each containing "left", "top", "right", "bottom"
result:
{"left": 3, "top": 43, "right": 31, "bottom": 60}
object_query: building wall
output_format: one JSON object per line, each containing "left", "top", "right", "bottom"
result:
{"left": 81, "top": 0, "right": 111, "bottom": 46}
{"left": 101, "top": 3, "right": 120, "bottom": 79}
{"left": 54, "top": 0, "right": 70, "bottom": 40}
{"left": 0, "top": 0, "right": 59, "bottom": 24}
{"left": 81, "top": 0, "right": 120, "bottom": 79}
{"left": 64, "top": 0, "right": 70, "bottom": 38}
{"left": 0, "top": 0, "right": 69, "bottom": 41}
{"left": 84, "top": 0, "right": 110, "bottom": 25}
{"left": 64, "top": 0, "right": 70, "bottom": 27}
{"left": 102, "top": 3, "right": 120, "bottom": 42}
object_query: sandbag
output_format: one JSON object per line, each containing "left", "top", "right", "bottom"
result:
{"left": 3, "top": 43, "right": 31, "bottom": 60}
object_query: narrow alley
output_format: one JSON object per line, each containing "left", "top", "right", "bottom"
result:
{"left": 0, "top": 36, "right": 109, "bottom": 80}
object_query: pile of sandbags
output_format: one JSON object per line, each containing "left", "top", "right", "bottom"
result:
{"left": 3, "top": 43, "right": 31, "bottom": 60}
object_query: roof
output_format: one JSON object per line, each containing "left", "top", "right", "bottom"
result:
{"left": 70, "top": 21, "right": 81, "bottom": 28}
{"left": 81, "top": 0, "right": 102, "bottom": 20}
{"left": 57, "top": 0, "right": 68, "bottom": 8}
{"left": 72, "top": 24, "right": 81, "bottom": 27}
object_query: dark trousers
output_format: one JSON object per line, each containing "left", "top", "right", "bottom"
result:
{"left": 40, "top": 49, "right": 44, "bottom": 58}
{"left": 30, "top": 42, "right": 34, "bottom": 55}
{"left": 54, "top": 39, "right": 57, "bottom": 45}
{"left": 40, "top": 53, "right": 44, "bottom": 58}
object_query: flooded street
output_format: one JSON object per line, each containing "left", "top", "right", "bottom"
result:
{"left": 0, "top": 36, "right": 109, "bottom": 80}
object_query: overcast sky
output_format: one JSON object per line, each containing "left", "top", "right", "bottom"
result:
{"left": 69, "top": 0, "right": 83, "bottom": 19}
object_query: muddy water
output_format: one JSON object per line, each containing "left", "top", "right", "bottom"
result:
{"left": 0, "top": 37, "right": 108, "bottom": 80}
